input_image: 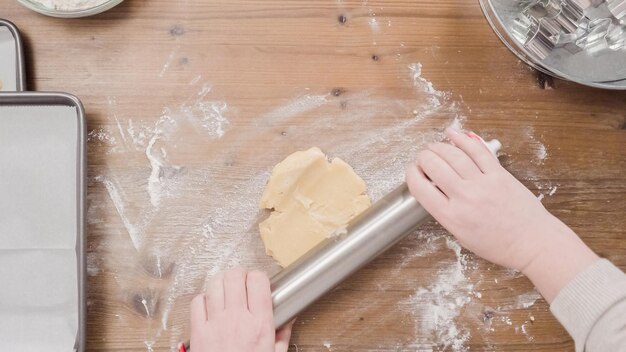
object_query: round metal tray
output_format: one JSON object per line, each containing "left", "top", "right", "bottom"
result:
{"left": 479, "top": 0, "right": 626, "bottom": 90}
{"left": 18, "top": 0, "right": 123, "bottom": 18}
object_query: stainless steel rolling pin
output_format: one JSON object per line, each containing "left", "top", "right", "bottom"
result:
{"left": 180, "top": 135, "right": 501, "bottom": 352}
{"left": 270, "top": 136, "right": 502, "bottom": 328}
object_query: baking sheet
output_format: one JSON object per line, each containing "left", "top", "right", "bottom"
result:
{"left": 0, "top": 105, "right": 80, "bottom": 351}
{"left": 0, "top": 24, "right": 18, "bottom": 91}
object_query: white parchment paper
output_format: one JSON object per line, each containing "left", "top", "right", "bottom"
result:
{"left": 0, "top": 106, "right": 79, "bottom": 351}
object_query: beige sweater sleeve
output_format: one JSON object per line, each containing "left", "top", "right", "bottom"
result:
{"left": 550, "top": 259, "right": 626, "bottom": 352}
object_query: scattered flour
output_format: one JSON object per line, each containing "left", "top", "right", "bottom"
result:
{"left": 88, "top": 64, "right": 460, "bottom": 350}
{"left": 189, "top": 75, "right": 202, "bottom": 85}
{"left": 402, "top": 237, "right": 474, "bottom": 351}
{"left": 537, "top": 183, "right": 560, "bottom": 201}
{"left": 87, "top": 128, "right": 116, "bottom": 145}
{"left": 96, "top": 175, "right": 148, "bottom": 250}
{"left": 368, "top": 16, "right": 380, "bottom": 33}
{"left": 535, "top": 143, "right": 548, "bottom": 162}
{"left": 511, "top": 126, "right": 559, "bottom": 202}
{"left": 515, "top": 291, "right": 542, "bottom": 309}
{"left": 395, "top": 230, "right": 447, "bottom": 271}
{"left": 408, "top": 63, "right": 444, "bottom": 112}
{"left": 145, "top": 135, "right": 185, "bottom": 208}
{"left": 86, "top": 63, "right": 539, "bottom": 351}
{"left": 448, "top": 115, "right": 464, "bottom": 131}
{"left": 158, "top": 47, "right": 181, "bottom": 78}
{"left": 256, "top": 94, "right": 329, "bottom": 123}
{"left": 86, "top": 252, "right": 101, "bottom": 277}
{"left": 526, "top": 127, "right": 548, "bottom": 165}
{"left": 548, "top": 185, "right": 558, "bottom": 196}
{"left": 499, "top": 290, "right": 542, "bottom": 310}
{"left": 519, "top": 322, "right": 535, "bottom": 342}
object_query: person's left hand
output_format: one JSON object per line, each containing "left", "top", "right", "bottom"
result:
{"left": 190, "top": 268, "right": 293, "bottom": 352}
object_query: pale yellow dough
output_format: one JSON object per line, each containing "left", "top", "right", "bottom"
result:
{"left": 259, "top": 147, "right": 371, "bottom": 267}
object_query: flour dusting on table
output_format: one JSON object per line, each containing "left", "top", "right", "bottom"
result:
{"left": 402, "top": 237, "right": 475, "bottom": 351}
{"left": 87, "top": 62, "right": 543, "bottom": 351}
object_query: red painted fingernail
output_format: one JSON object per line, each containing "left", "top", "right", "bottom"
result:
{"left": 466, "top": 132, "right": 481, "bottom": 141}
{"left": 466, "top": 132, "right": 495, "bottom": 154}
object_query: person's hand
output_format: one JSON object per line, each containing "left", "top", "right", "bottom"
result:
{"left": 406, "top": 127, "right": 597, "bottom": 302}
{"left": 405, "top": 127, "right": 551, "bottom": 271}
{"left": 190, "top": 268, "right": 293, "bottom": 352}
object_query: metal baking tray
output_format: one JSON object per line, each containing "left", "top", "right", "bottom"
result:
{"left": 0, "top": 19, "right": 26, "bottom": 91}
{"left": 0, "top": 92, "right": 85, "bottom": 352}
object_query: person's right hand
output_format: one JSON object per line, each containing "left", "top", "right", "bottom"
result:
{"left": 190, "top": 268, "right": 293, "bottom": 352}
{"left": 406, "top": 127, "right": 597, "bottom": 302}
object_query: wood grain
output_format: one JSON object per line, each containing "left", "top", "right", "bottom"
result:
{"left": 3, "top": 0, "right": 625, "bottom": 351}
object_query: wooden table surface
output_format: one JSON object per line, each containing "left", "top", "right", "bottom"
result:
{"left": 4, "top": 0, "right": 625, "bottom": 351}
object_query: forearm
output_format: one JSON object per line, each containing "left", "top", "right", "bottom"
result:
{"left": 521, "top": 214, "right": 598, "bottom": 304}
{"left": 521, "top": 215, "right": 626, "bottom": 352}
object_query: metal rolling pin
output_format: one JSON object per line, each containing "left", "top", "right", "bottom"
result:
{"left": 179, "top": 135, "right": 501, "bottom": 352}
{"left": 270, "top": 135, "right": 502, "bottom": 328}
{"left": 270, "top": 182, "right": 426, "bottom": 327}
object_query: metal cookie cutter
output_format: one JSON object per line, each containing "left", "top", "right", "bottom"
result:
{"left": 548, "top": 2, "right": 580, "bottom": 33}
{"left": 605, "top": 24, "right": 625, "bottom": 49}
{"left": 541, "top": 16, "right": 566, "bottom": 43}
{"left": 524, "top": 17, "right": 557, "bottom": 59}
{"left": 561, "top": 0, "right": 586, "bottom": 23}
{"left": 543, "top": 0, "right": 564, "bottom": 17}
{"left": 566, "top": 0, "right": 593, "bottom": 12}
{"left": 511, "top": 12, "right": 537, "bottom": 42}
{"left": 607, "top": 0, "right": 626, "bottom": 21}
{"left": 575, "top": 18, "right": 613, "bottom": 55}
{"left": 564, "top": 0, "right": 594, "bottom": 20}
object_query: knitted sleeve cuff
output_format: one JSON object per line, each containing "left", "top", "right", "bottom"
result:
{"left": 550, "top": 258, "right": 626, "bottom": 352}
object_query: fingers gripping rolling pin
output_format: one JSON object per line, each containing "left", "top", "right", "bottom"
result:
{"left": 272, "top": 135, "right": 501, "bottom": 328}
{"left": 179, "top": 134, "right": 501, "bottom": 352}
